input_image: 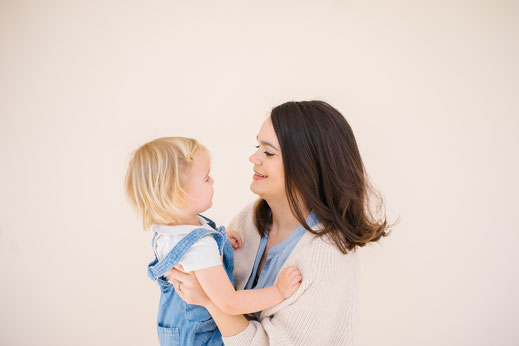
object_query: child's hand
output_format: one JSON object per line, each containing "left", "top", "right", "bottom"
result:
{"left": 226, "top": 230, "right": 243, "bottom": 250}
{"left": 276, "top": 266, "right": 302, "bottom": 299}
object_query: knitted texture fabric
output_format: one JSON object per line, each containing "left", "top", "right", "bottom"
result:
{"left": 222, "top": 203, "right": 359, "bottom": 346}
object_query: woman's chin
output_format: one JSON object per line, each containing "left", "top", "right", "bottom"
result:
{"left": 250, "top": 183, "right": 261, "bottom": 196}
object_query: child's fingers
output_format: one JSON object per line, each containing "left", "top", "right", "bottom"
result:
{"left": 288, "top": 269, "right": 301, "bottom": 278}
{"left": 281, "top": 266, "right": 297, "bottom": 274}
{"left": 291, "top": 272, "right": 302, "bottom": 280}
{"left": 292, "top": 279, "right": 302, "bottom": 286}
{"left": 286, "top": 266, "right": 299, "bottom": 275}
{"left": 289, "top": 276, "right": 301, "bottom": 285}
{"left": 235, "top": 235, "right": 243, "bottom": 248}
{"left": 282, "top": 271, "right": 293, "bottom": 279}
{"left": 230, "top": 238, "right": 241, "bottom": 250}
{"left": 288, "top": 267, "right": 300, "bottom": 274}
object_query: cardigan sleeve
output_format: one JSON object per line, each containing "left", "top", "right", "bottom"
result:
{"left": 222, "top": 242, "right": 359, "bottom": 346}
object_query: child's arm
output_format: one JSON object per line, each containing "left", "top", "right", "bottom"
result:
{"left": 194, "top": 265, "right": 302, "bottom": 315}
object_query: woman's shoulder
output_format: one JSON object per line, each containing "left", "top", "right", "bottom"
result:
{"left": 227, "top": 201, "right": 256, "bottom": 236}
{"left": 309, "top": 234, "right": 359, "bottom": 259}
{"left": 235, "top": 200, "right": 256, "bottom": 219}
{"left": 300, "top": 232, "right": 360, "bottom": 280}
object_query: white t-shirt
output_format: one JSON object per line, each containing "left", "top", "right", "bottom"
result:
{"left": 151, "top": 216, "right": 222, "bottom": 272}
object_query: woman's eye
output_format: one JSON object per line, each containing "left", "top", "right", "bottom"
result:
{"left": 255, "top": 145, "right": 274, "bottom": 157}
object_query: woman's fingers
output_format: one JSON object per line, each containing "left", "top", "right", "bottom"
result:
{"left": 168, "top": 267, "right": 192, "bottom": 283}
{"left": 169, "top": 277, "right": 179, "bottom": 286}
{"left": 175, "top": 264, "right": 186, "bottom": 272}
{"left": 175, "top": 287, "right": 187, "bottom": 301}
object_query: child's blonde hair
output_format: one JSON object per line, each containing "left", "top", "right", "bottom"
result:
{"left": 124, "top": 137, "right": 204, "bottom": 229}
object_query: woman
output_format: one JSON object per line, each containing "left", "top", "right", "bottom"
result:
{"left": 169, "top": 100, "right": 389, "bottom": 345}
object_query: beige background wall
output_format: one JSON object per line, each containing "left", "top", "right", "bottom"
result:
{"left": 1, "top": 1, "right": 518, "bottom": 345}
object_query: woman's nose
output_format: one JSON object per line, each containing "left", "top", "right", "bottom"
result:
{"left": 249, "top": 152, "right": 261, "bottom": 165}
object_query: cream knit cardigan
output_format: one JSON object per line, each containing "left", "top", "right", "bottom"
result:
{"left": 222, "top": 203, "right": 359, "bottom": 346}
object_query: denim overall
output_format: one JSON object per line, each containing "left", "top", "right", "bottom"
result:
{"left": 147, "top": 216, "right": 234, "bottom": 346}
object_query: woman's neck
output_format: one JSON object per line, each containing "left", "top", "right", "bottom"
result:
{"left": 266, "top": 196, "right": 309, "bottom": 237}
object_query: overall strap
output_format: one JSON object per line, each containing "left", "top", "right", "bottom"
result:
{"left": 197, "top": 214, "right": 228, "bottom": 254}
{"left": 198, "top": 214, "right": 217, "bottom": 229}
{"left": 147, "top": 228, "right": 222, "bottom": 280}
{"left": 212, "top": 225, "right": 227, "bottom": 255}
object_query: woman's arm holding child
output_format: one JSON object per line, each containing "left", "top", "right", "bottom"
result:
{"left": 194, "top": 265, "right": 301, "bottom": 315}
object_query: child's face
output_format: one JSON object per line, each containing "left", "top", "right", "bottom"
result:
{"left": 182, "top": 148, "right": 214, "bottom": 215}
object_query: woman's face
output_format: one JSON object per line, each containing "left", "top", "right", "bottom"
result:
{"left": 249, "top": 117, "right": 285, "bottom": 200}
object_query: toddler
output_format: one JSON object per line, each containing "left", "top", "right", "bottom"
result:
{"left": 124, "top": 137, "right": 302, "bottom": 346}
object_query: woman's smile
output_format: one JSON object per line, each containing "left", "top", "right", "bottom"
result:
{"left": 253, "top": 169, "right": 268, "bottom": 180}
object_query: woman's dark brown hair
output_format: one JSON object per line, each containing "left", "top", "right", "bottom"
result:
{"left": 254, "top": 100, "right": 390, "bottom": 254}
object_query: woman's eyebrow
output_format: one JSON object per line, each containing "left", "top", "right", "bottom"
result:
{"left": 256, "top": 136, "right": 279, "bottom": 151}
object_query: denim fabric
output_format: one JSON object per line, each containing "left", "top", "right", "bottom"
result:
{"left": 245, "top": 211, "right": 319, "bottom": 320}
{"left": 147, "top": 215, "right": 234, "bottom": 346}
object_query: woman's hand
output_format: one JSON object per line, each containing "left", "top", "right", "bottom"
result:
{"left": 167, "top": 265, "right": 211, "bottom": 307}
{"left": 169, "top": 265, "right": 250, "bottom": 338}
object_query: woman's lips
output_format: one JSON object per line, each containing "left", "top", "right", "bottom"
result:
{"left": 253, "top": 171, "right": 267, "bottom": 180}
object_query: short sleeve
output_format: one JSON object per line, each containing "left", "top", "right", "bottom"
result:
{"left": 178, "top": 235, "right": 222, "bottom": 272}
